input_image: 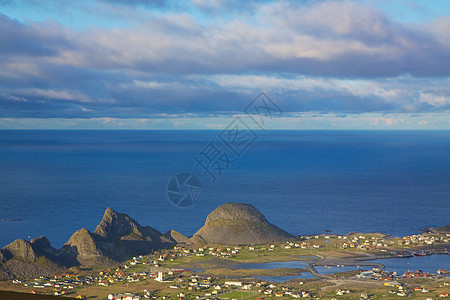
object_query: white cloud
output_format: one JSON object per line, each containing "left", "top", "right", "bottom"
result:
{"left": 0, "top": 0, "right": 449, "bottom": 122}
{"left": 419, "top": 92, "right": 449, "bottom": 107}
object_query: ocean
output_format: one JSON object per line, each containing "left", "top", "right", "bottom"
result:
{"left": 0, "top": 130, "right": 449, "bottom": 248}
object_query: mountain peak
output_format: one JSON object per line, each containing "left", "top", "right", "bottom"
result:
{"left": 4, "top": 239, "right": 37, "bottom": 262}
{"left": 30, "top": 236, "right": 51, "bottom": 249}
{"left": 205, "top": 202, "right": 268, "bottom": 224}
{"left": 192, "top": 202, "right": 292, "bottom": 245}
{"left": 94, "top": 207, "right": 139, "bottom": 239}
{"left": 105, "top": 207, "right": 117, "bottom": 215}
{"left": 65, "top": 228, "right": 103, "bottom": 259}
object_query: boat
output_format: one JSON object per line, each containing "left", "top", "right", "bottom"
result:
{"left": 413, "top": 251, "right": 429, "bottom": 256}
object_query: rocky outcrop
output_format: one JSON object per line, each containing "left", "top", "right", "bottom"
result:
{"left": 0, "top": 238, "right": 65, "bottom": 279}
{"left": 63, "top": 228, "right": 104, "bottom": 265}
{"left": 192, "top": 202, "right": 293, "bottom": 245}
{"left": 3, "top": 239, "right": 37, "bottom": 262}
{"left": 94, "top": 207, "right": 169, "bottom": 245}
{"left": 30, "top": 236, "right": 58, "bottom": 256}
{"left": 431, "top": 225, "right": 450, "bottom": 234}
{"left": 165, "top": 230, "right": 191, "bottom": 245}
{"left": 0, "top": 249, "right": 6, "bottom": 263}
{"left": 95, "top": 207, "right": 143, "bottom": 239}
{"left": 0, "top": 256, "right": 66, "bottom": 280}
{"left": 89, "top": 207, "right": 175, "bottom": 261}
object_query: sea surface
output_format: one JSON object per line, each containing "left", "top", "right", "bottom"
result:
{"left": 0, "top": 130, "right": 449, "bottom": 248}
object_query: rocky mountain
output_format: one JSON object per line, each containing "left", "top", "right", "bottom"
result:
{"left": 3, "top": 239, "right": 37, "bottom": 262}
{"left": 0, "top": 238, "right": 65, "bottom": 280}
{"left": 62, "top": 228, "right": 106, "bottom": 266}
{"left": 62, "top": 207, "right": 175, "bottom": 265}
{"left": 0, "top": 207, "right": 175, "bottom": 278}
{"left": 94, "top": 207, "right": 172, "bottom": 247}
{"left": 192, "top": 202, "right": 293, "bottom": 245}
{"left": 0, "top": 203, "right": 294, "bottom": 279}
{"left": 30, "top": 236, "right": 58, "bottom": 257}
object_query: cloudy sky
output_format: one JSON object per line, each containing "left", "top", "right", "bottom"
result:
{"left": 0, "top": 0, "right": 449, "bottom": 129}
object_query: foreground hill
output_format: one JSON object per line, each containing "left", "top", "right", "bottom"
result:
{"left": 0, "top": 290, "right": 74, "bottom": 300}
{"left": 0, "top": 238, "right": 65, "bottom": 280}
{"left": 192, "top": 202, "right": 293, "bottom": 245}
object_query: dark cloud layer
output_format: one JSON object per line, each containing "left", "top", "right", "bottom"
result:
{"left": 0, "top": 0, "right": 449, "bottom": 119}
{"left": 0, "top": 14, "right": 72, "bottom": 56}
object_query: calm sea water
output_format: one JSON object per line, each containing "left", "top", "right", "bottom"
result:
{"left": 0, "top": 130, "right": 449, "bottom": 248}
{"left": 251, "top": 255, "right": 450, "bottom": 282}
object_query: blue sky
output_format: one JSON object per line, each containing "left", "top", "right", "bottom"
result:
{"left": 0, "top": 0, "right": 449, "bottom": 129}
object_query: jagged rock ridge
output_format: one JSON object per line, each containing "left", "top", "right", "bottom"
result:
{"left": 0, "top": 208, "right": 175, "bottom": 278}
{"left": 62, "top": 207, "right": 175, "bottom": 264}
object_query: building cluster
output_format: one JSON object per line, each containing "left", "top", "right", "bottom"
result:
{"left": 147, "top": 271, "right": 316, "bottom": 299}
{"left": 108, "top": 292, "right": 142, "bottom": 300}
{"left": 172, "top": 245, "right": 241, "bottom": 258}
{"left": 8, "top": 232, "right": 450, "bottom": 300}
{"left": 340, "top": 235, "right": 389, "bottom": 250}
{"left": 350, "top": 267, "right": 439, "bottom": 282}
{"left": 15, "top": 274, "right": 94, "bottom": 294}
{"left": 398, "top": 233, "right": 449, "bottom": 246}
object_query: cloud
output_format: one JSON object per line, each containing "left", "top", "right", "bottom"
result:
{"left": 98, "top": 0, "right": 172, "bottom": 8}
{"left": 370, "top": 116, "right": 398, "bottom": 126}
{"left": 3, "top": 1, "right": 449, "bottom": 76}
{"left": 0, "top": 0, "right": 449, "bottom": 122}
{"left": 1, "top": 113, "right": 448, "bottom": 129}
{"left": 191, "top": 0, "right": 266, "bottom": 15}
{"left": 0, "top": 14, "right": 72, "bottom": 56}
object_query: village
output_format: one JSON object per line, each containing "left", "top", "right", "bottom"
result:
{"left": 3, "top": 231, "right": 450, "bottom": 300}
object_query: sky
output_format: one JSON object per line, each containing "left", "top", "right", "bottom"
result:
{"left": 0, "top": 0, "right": 449, "bottom": 129}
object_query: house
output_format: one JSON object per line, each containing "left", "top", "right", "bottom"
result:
{"left": 263, "top": 289, "right": 272, "bottom": 295}
{"left": 155, "top": 272, "right": 164, "bottom": 282}
{"left": 359, "top": 271, "right": 374, "bottom": 278}
{"left": 108, "top": 293, "right": 141, "bottom": 300}
{"left": 225, "top": 281, "right": 242, "bottom": 287}
{"left": 384, "top": 281, "right": 401, "bottom": 287}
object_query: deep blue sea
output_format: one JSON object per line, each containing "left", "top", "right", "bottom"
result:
{"left": 0, "top": 130, "right": 449, "bottom": 248}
